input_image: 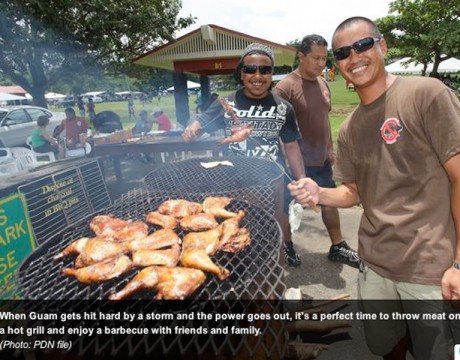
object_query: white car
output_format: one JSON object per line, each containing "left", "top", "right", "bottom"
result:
{"left": 0, "top": 106, "right": 65, "bottom": 147}
{"left": 82, "top": 96, "right": 103, "bottom": 103}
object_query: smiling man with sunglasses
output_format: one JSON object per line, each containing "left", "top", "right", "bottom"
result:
{"left": 289, "top": 16, "right": 460, "bottom": 359}
{"left": 183, "top": 42, "right": 305, "bottom": 267}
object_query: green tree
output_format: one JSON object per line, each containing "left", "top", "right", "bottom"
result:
{"left": 377, "top": 0, "right": 460, "bottom": 76}
{"left": 0, "top": 0, "right": 194, "bottom": 107}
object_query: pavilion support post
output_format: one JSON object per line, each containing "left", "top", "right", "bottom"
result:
{"left": 200, "top": 75, "right": 211, "bottom": 109}
{"left": 173, "top": 72, "right": 189, "bottom": 129}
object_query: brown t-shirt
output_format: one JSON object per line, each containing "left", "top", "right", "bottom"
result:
{"left": 274, "top": 72, "right": 332, "bottom": 166}
{"left": 334, "top": 76, "right": 460, "bottom": 285}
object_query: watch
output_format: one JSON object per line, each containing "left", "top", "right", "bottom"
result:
{"left": 453, "top": 261, "right": 460, "bottom": 270}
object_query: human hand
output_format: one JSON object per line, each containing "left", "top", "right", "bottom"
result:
{"left": 287, "top": 178, "right": 320, "bottom": 210}
{"left": 182, "top": 121, "right": 202, "bottom": 142}
{"left": 442, "top": 267, "right": 460, "bottom": 306}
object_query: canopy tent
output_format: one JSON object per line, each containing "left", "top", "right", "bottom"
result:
{"left": 80, "top": 91, "right": 107, "bottom": 97}
{"left": 166, "top": 81, "right": 200, "bottom": 92}
{"left": 45, "top": 92, "right": 66, "bottom": 100}
{"left": 0, "top": 92, "right": 27, "bottom": 101}
{"left": 115, "top": 91, "right": 145, "bottom": 96}
{"left": 386, "top": 57, "right": 460, "bottom": 74}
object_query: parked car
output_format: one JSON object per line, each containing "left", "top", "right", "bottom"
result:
{"left": 0, "top": 106, "right": 65, "bottom": 147}
{"left": 82, "top": 95, "right": 103, "bottom": 103}
{"left": 55, "top": 96, "right": 76, "bottom": 108}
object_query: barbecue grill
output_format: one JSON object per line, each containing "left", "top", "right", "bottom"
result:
{"left": 14, "top": 191, "right": 287, "bottom": 359}
{"left": 17, "top": 194, "right": 284, "bottom": 300}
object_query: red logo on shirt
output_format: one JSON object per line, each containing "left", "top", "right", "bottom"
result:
{"left": 380, "top": 118, "right": 403, "bottom": 144}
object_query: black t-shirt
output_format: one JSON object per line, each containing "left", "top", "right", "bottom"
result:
{"left": 198, "top": 89, "right": 300, "bottom": 163}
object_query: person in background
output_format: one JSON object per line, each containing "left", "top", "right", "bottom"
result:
{"left": 152, "top": 108, "right": 173, "bottom": 131}
{"left": 87, "top": 97, "right": 96, "bottom": 123}
{"left": 77, "top": 96, "right": 85, "bottom": 118}
{"left": 195, "top": 90, "right": 202, "bottom": 113}
{"left": 54, "top": 107, "right": 89, "bottom": 149}
{"left": 128, "top": 95, "right": 136, "bottom": 120}
{"left": 288, "top": 16, "right": 460, "bottom": 359}
{"left": 274, "top": 34, "right": 359, "bottom": 268}
{"left": 31, "top": 115, "right": 64, "bottom": 158}
{"left": 132, "top": 110, "right": 154, "bottom": 135}
{"left": 183, "top": 42, "right": 305, "bottom": 267}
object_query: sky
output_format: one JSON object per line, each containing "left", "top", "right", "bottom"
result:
{"left": 177, "top": 0, "right": 394, "bottom": 45}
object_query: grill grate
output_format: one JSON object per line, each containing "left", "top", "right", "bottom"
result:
{"left": 143, "top": 156, "right": 284, "bottom": 216}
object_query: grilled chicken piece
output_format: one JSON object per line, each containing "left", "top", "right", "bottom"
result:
{"left": 158, "top": 199, "right": 203, "bottom": 219}
{"left": 110, "top": 221, "right": 149, "bottom": 242}
{"left": 155, "top": 266, "right": 206, "bottom": 300}
{"left": 90, "top": 215, "right": 129, "bottom": 238}
{"left": 218, "top": 123, "right": 255, "bottom": 145}
{"left": 132, "top": 243, "right": 181, "bottom": 267}
{"left": 62, "top": 255, "right": 132, "bottom": 284}
{"left": 203, "top": 197, "right": 238, "bottom": 218}
{"left": 219, "top": 228, "right": 251, "bottom": 253}
{"left": 180, "top": 213, "right": 219, "bottom": 231}
{"left": 180, "top": 248, "right": 229, "bottom": 280}
{"left": 218, "top": 210, "right": 246, "bottom": 248}
{"left": 109, "top": 266, "right": 206, "bottom": 300}
{"left": 145, "top": 211, "right": 178, "bottom": 229}
{"left": 108, "top": 266, "right": 160, "bottom": 300}
{"left": 54, "top": 237, "right": 90, "bottom": 260}
{"left": 126, "top": 229, "right": 180, "bottom": 252}
{"left": 182, "top": 227, "right": 222, "bottom": 256}
{"left": 73, "top": 238, "right": 128, "bottom": 267}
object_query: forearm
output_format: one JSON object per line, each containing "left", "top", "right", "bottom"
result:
{"left": 319, "top": 183, "right": 360, "bottom": 208}
{"left": 444, "top": 154, "right": 460, "bottom": 261}
{"left": 452, "top": 184, "right": 460, "bottom": 262}
{"left": 283, "top": 141, "right": 305, "bottom": 180}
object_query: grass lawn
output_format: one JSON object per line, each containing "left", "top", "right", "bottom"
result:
{"left": 52, "top": 75, "right": 359, "bottom": 143}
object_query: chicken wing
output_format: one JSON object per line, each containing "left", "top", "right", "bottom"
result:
{"left": 180, "top": 248, "right": 229, "bottom": 280}
{"left": 203, "top": 197, "right": 238, "bottom": 218}
{"left": 145, "top": 211, "right": 178, "bottom": 229}
{"left": 126, "top": 229, "right": 180, "bottom": 252}
{"left": 180, "top": 213, "right": 219, "bottom": 231}
{"left": 158, "top": 199, "right": 203, "bottom": 218}
{"left": 109, "top": 266, "right": 206, "bottom": 300}
{"left": 90, "top": 215, "right": 129, "bottom": 237}
{"left": 131, "top": 243, "right": 181, "bottom": 267}
{"left": 62, "top": 255, "right": 133, "bottom": 284}
{"left": 182, "top": 227, "right": 222, "bottom": 256}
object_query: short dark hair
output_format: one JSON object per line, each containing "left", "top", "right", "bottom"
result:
{"left": 37, "top": 115, "right": 50, "bottom": 127}
{"left": 298, "top": 34, "right": 328, "bottom": 54}
{"left": 332, "top": 16, "right": 381, "bottom": 49}
{"left": 65, "top": 107, "right": 75, "bottom": 114}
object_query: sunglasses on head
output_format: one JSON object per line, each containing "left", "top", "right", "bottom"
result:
{"left": 333, "top": 37, "right": 381, "bottom": 61}
{"left": 241, "top": 64, "right": 273, "bottom": 75}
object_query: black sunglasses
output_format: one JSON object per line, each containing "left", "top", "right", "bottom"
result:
{"left": 241, "top": 64, "right": 273, "bottom": 75}
{"left": 333, "top": 37, "right": 381, "bottom": 61}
